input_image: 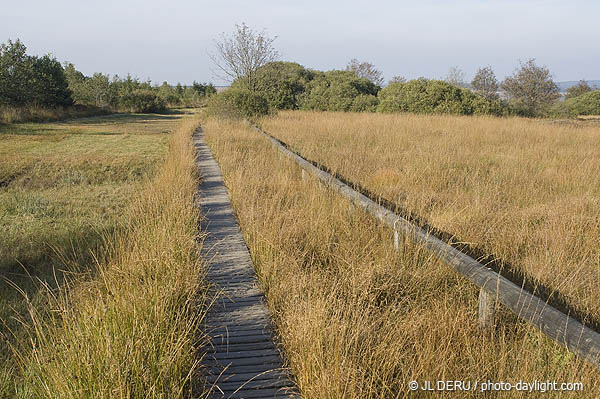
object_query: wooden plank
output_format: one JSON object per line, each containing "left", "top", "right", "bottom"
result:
{"left": 211, "top": 342, "right": 277, "bottom": 353}
{"left": 212, "top": 349, "right": 280, "bottom": 360}
{"left": 207, "top": 364, "right": 285, "bottom": 375}
{"left": 213, "top": 378, "right": 291, "bottom": 391}
{"left": 254, "top": 125, "right": 600, "bottom": 369}
{"left": 207, "top": 370, "right": 288, "bottom": 383}
{"left": 211, "top": 387, "right": 297, "bottom": 399}
{"left": 211, "top": 330, "right": 273, "bottom": 339}
{"left": 206, "top": 355, "right": 282, "bottom": 367}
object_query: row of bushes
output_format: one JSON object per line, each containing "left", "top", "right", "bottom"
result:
{"left": 209, "top": 61, "right": 600, "bottom": 120}
{"left": 208, "top": 62, "right": 510, "bottom": 119}
{"left": 1, "top": 39, "right": 217, "bottom": 120}
{"left": 65, "top": 66, "right": 216, "bottom": 113}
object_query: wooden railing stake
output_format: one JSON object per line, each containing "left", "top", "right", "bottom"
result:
{"left": 478, "top": 287, "right": 496, "bottom": 329}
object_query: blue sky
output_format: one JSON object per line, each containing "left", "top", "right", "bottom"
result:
{"left": 2, "top": 0, "right": 598, "bottom": 85}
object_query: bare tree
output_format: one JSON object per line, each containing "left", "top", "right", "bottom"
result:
{"left": 210, "top": 23, "right": 280, "bottom": 91}
{"left": 345, "top": 59, "right": 384, "bottom": 86}
{"left": 501, "top": 59, "right": 558, "bottom": 115}
{"left": 471, "top": 66, "right": 499, "bottom": 100}
{"left": 389, "top": 75, "right": 407, "bottom": 84}
{"left": 445, "top": 66, "right": 466, "bottom": 87}
{"left": 565, "top": 79, "right": 592, "bottom": 99}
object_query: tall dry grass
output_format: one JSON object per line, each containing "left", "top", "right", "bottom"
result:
{"left": 204, "top": 118, "right": 599, "bottom": 398}
{"left": 0, "top": 105, "right": 111, "bottom": 124}
{"left": 9, "top": 118, "right": 207, "bottom": 398}
{"left": 259, "top": 111, "right": 600, "bottom": 324}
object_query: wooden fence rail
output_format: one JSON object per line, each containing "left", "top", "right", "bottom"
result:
{"left": 253, "top": 125, "right": 600, "bottom": 370}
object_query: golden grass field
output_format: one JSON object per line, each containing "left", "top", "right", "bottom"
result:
{"left": 0, "top": 112, "right": 206, "bottom": 397}
{"left": 259, "top": 111, "right": 600, "bottom": 326}
{"left": 204, "top": 117, "right": 599, "bottom": 398}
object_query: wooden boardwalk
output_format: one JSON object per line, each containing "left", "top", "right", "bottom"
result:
{"left": 194, "top": 128, "right": 298, "bottom": 399}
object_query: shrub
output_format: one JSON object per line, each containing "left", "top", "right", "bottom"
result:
{"left": 299, "top": 70, "right": 380, "bottom": 112}
{"left": 119, "top": 89, "right": 166, "bottom": 113}
{"left": 232, "top": 62, "right": 313, "bottom": 110}
{"left": 206, "top": 88, "right": 269, "bottom": 119}
{"left": 350, "top": 94, "right": 379, "bottom": 112}
{"left": 377, "top": 79, "right": 507, "bottom": 116}
{"left": 565, "top": 90, "right": 600, "bottom": 116}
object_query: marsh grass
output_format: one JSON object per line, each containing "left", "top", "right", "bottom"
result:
{"left": 204, "top": 118, "right": 599, "bottom": 398}
{"left": 259, "top": 111, "right": 600, "bottom": 325}
{"left": 1, "top": 113, "right": 206, "bottom": 397}
{"left": 0, "top": 105, "right": 111, "bottom": 124}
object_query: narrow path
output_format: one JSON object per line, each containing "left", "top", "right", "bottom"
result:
{"left": 194, "top": 128, "right": 298, "bottom": 399}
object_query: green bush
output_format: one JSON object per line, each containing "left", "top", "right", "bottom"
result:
{"left": 565, "top": 90, "right": 600, "bottom": 116}
{"left": 350, "top": 94, "right": 379, "bottom": 112}
{"left": 206, "top": 88, "right": 269, "bottom": 119}
{"left": 119, "top": 89, "right": 166, "bottom": 113}
{"left": 377, "top": 78, "right": 506, "bottom": 116}
{"left": 232, "top": 62, "right": 313, "bottom": 110}
{"left": 299, "top": 70, "right": 380, "bottom": 112}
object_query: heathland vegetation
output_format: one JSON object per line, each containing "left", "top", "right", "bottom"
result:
{"left": 204, "top": 117, "right": 600, "bottom": 398}
{"left": 0, "top": 39, "right": 215, "bottom": 123}
{"left": 259, "top": 111, "right": 600, "bottom": 324}
{"left": 0, "top": 112, "right": 206, "bottom": 397}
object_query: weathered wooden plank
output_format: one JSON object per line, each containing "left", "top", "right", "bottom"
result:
{"left": 212, "top": 349, "right": 280, "bottom": 360}
{"left": 206, "top": 355, "right": 282, "bottom": 368}
{"left": 211, "top": 330, "right": 273, "bottom": 339}
{"left": 213, "top": 378, "right": 291, "bottom": 391}
{"left": 207, "top": 364, "right": 284, "bottom": 376}
{"left": 254, "top": 125, "right": 600, "bottom": 369}
{"left": 211, "top": 342, "right": 277, "bottom": 353}
{"left": 207, "top": 370, "right": 288, "bottom": 383}
{"left": 211, "top": 387, "right": 296, "bottom": 399}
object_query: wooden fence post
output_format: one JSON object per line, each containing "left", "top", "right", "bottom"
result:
{"left": 393, "top": 218, "right": 400, "bottom": 250}
{"left": 478, "top": 288, "right": 496, "bottom": 329}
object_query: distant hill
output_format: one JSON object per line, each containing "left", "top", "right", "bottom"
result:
{"left": 556, "top": 80, "right": 600, "bottom": 93}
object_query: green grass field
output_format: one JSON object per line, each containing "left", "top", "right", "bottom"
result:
{"left": 0, "top": 113, "right": 186, "bottom": 396}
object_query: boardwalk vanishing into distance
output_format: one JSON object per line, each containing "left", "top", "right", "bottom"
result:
{"left": 194, "top": 128, "right": 298, "bottom": 399}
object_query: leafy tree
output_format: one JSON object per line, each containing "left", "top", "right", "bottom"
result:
{"left": 232, "top": 61, "right": 313, "bottom": 110}
{"left": 157, "top": 81, "right": 181, "bottom": 105}
{"left": 30, "top": 55, "right": 73, "bottom": 106}
{"left": 299, "top": 70, "right": 379, "bottom": 112}
{"left": 565, "top": 80, "right": 592, "bottom": 100}
{"left": 471, "top": 66, "right": 499, "bottom": 100}
{"left": 0, "top": 39, "right": 32, "bottom": 105}
{"left": 211, "top": 23, "right": 280, "bottom": 91}
{"left": 345, "top": 59, "right": 384, "bottom": 86}
{"left": 501, "top": 59, "right": 559, "bottom": 116}
{"left": 0, "top": 39, "right": 72, "bottom": 107}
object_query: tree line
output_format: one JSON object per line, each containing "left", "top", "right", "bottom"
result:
{"left": 0, "top": 39, "right": 216, "bottom": 115}
{"left": 208, "top": 24, "right": 600, "bottom": 119}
